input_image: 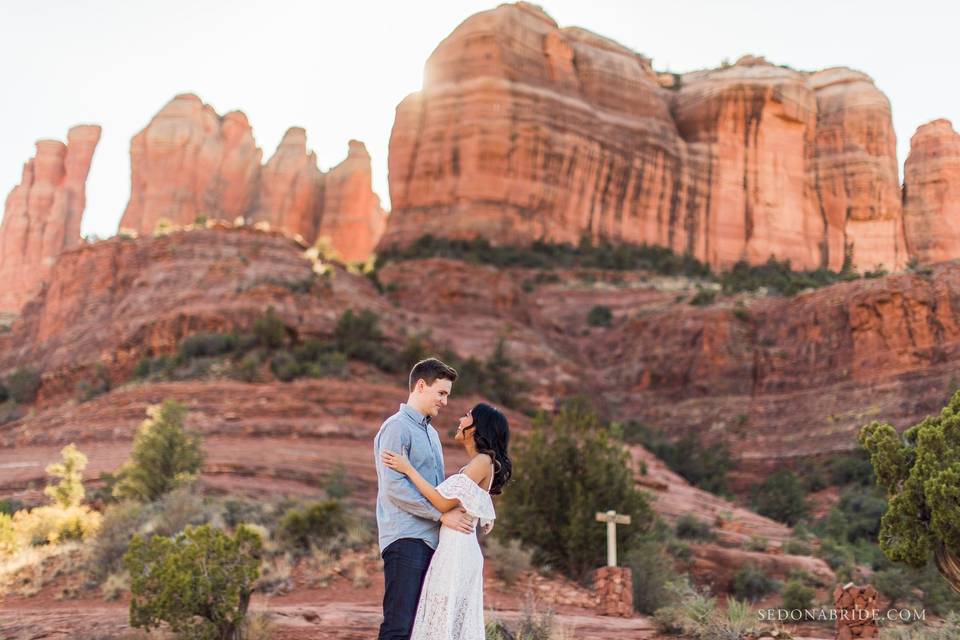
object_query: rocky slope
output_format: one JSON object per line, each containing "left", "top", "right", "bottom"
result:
{"left": 382, "top": 3, "right": 924, "bottom": 273}
{"left": 0, "top": 125, "right": 101, "bottom": 316}
{"left": 118, "top": 93, "right": 385, "bottom": 260}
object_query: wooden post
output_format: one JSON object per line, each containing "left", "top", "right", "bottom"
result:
{"left": 595, "top": 510, "right": 631, "bottom": 567}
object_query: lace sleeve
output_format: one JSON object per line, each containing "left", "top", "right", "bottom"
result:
{"left": 436, "top": 473, "right": 496, "bottom": 521}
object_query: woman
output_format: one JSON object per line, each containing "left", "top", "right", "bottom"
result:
{"left": 380, "top": 402, "right": 512, "bottom": 640}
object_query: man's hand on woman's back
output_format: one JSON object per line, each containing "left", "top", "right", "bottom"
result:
{"left": 440, "top": 507, "right": 474, "bottom": 534}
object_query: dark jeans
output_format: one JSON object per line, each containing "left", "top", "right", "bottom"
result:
{"left": 378, "top": 538, "right": 435, "bottom": 640}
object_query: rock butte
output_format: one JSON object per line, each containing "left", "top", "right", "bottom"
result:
{"left": 382, "top": 2, "right": 956, "bottom": 272}
{"left": 119, "top": 93, "right": 385, "bottom": 262}
{"left": 0, "top": 125, "right": 101, "bottom": 316}
{"left": 903, "top": 119, "right": 960, "bottom": 264}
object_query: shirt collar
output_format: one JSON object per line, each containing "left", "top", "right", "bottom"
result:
{"left": 399, "top": 403, "right": 431, "bottom": 428}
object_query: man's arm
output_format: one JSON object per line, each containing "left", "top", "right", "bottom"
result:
{"left": 377, "top": 421, "right": 442, "bottom": 521}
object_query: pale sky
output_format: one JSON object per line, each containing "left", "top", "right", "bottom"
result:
{"left": 2, "top": 0, "right": 958, "bottom": 239}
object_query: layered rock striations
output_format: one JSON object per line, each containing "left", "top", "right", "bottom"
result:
{"left": 903, "top": 119, "right": 960, "bottom": 264}
{"left": 382, "top": 2, "right": 910, "bottom": 272}
{"left": 119, "top": 94, "right": 262, "bottom": 233}
{"left": 252, "top": 127, "right": 325, "bottom": 243}
{"left": 320, "top": 141, "right": 387, "bottom": 263}
{"left": 119, "top": 95, "right": 385, "bottom": 262}
{"left": 0, "top": 125, "right": 101, "bottom": 315}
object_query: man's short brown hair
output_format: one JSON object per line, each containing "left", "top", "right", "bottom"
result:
{"left": 409, "top": 358, "right": 458, "bottom": 392}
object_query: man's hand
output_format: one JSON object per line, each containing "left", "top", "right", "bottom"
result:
{"left": 440, "top": 507, "right": 475, "bottom": 534}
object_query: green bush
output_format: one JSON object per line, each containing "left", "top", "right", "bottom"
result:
{"left": 731, "top": 563, "right": 779, "bottom": 602}
{"left": 783, "top": 538, "right": 812, "bottom": 555}
{"left": 114, "top": 400, "right": 205, "bottom": 503}
{"left": 721, "top": 256, "right": 859, "bottom": 297}
{"left": 0, "top": 382, "right": 8, "bottom": 403}
{"left": 269, "top": 350, "right": 300, "bottom": 382}
{"left": 125, "top": 524, "right": 262, "bottom": 640}
{"left": 44, "top": 443, "right": 88, "bottom": 509}
{"left": 178, "top": 333, "right": 239, "bottom": 359}
{"left": 813, "top": 484, "right": 886, "bottom": 543}
{"left": 483, "top": 537, "right": 533, "bottom": 586}
{"left": 625, "top": 540, "right": 683, "bottom": 614}
{"left": 496, "top": 398, "right": 654, "bottom": 581}
{"left": 6, "top": 366, "right": 41, "bottom": 403}
{"left": 334, "top": 308, "right": 398, "bottom": 371}
{"left": 586, "top": 305, "right": 613, "bottom": 327}
{"left": 253, "top": 306, "right": 286, "bottom": 349}
{"left": 89, "top": 501, "right": 147, "bottom": 581}
{"left": 0, "top": 498, "right": 23, "bottom": 515}
{"left": 675, "top": 513, "right": 714, "bottom": 541}
{"left": 77, "top": 363, "right": 111, "bottom": 403}
{"left": 689, "top": 286, "right": 717, "bottom": 306}
{"left": 276, "top": 500, "right": 349, "bottom": 552}
{"left": 781, "top": 579, "right": 815, "bottom": 610}
{"left": 750, "top": 469, "right": 810, "bottom": 526}
{"left": 619, "top": 424, "right": 734, "bottom": 497}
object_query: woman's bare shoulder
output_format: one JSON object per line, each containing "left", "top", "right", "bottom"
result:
{"left": 462, "top": 453, "right": 493, "bottom": 485}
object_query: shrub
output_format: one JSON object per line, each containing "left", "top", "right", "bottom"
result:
{"left": 276, "top": 500, "right": 349, "bottom": 553}
{"left": 13, "top": 504, "right": 101, "bottom": 546}
{"left": 7, "top": 366, "right": 41, "bottom": 403}
{"left": 89, "top": 501, "right": 147, "bottom": 581}
{"left": 813, "top": 484, "right": 887, "bottom": 544}
{"left": 44, "top": 444, "right": 88, "bottom": 508}
{"left": 0, "top": 382, "right": 7, "bottom": 403}
{"left": 783, "top": 538, "right": 812, "bottom": 555}
{"left": 620, "top": 424, "right": 734, "bottom": 497}
{"left": 334, "top": 308, "right": 398, "bottom": 371}
{"left": 113, "top": 400, "right": 205, "bottom": 503}
{"left": 859, "top": 395, "right": 960, "bottom": 581}
{"left": 178, "top": 333, "right": 238, "bottom": 359}
{"left": 0, "top": 512, "right": 16, "bottom": 555}
{"left": 690, "top": 286, "right": 717, "bottom": 306}
{"left": 587, "top": 305, "right": 613, "bottom": 327}
{"left": 746, "top": 535, "right": 769, "bottom": 552}
{"left": 625, "top": 540, "right": 683, "bottom": 614}
{"left": 77, "top": 363, "right": 112, "bottom": 403}
{"left": 750, "top": 469, "right": 809, "bottom": 526}
{"left": 323, "top": 463, "right": 353, "bottom": 500}
{"left": 731, "top": 563, "right": 779, "bottom": 602}
{"left": 496, "top": 398, "right": 654, "bottom": 581}
{"left": 486, "top": 596, "right": 560, "bottom": 640}
{"left": 125, "top": 524, "right": 262, "bottom": 640}
{"left": 269, "top": 350, "right": 300, "bottom": 382}
{"left": 652, "top": 578, "right": 717, "bottom": 635}
{"left": 253, "top": 306, "right": 286, "bottom": 349}
{"left": 483, "top": 537, "right": 533, "bottom": 586}
{"left": 781, "top": 579, "right": 815, "bottom": 610}
{"left": 675, "top": 513, "right": 715, "bottom": 541}
{"left": 0, "top": 498, "right": 23, "bottom": 515}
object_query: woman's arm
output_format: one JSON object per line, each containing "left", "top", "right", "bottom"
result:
{"left": 380, "top": 450, "right": 461, "bottom": 513}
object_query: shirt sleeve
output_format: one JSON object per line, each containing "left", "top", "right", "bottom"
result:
{"left": 377, "top": 420, "right": 442, "bottom": 521}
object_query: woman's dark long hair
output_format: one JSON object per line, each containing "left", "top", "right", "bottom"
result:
{"left": 469, "top": 402, "right": 512, "bottom": 495}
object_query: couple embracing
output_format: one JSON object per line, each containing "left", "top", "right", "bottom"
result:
{"left": 374, "top": 358, "right": 513, "bottom": 640}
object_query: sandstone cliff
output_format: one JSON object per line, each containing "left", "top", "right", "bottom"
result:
{"left": 0, "top": 125, "right": 101, "bottom": 316}
{"left": 903, "top": 119, "right": 960, "bottom": 264}
{"left": 382, "top": 3, "right": 909, "bottom": 272}
{"left": 119, "top": 94, "right": 384, "bottom": 263}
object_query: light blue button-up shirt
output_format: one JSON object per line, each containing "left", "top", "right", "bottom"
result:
{"left": 374, "top": 403, "right": 445, "bottom": 553}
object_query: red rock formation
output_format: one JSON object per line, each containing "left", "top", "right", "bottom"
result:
{"left": 252, "top": 127, "right": 325, "bottom": 242}
{"left": 903, "top": 119, "right": 960, "bottom": 264}
{"left": 385, "top": 3, "right": 691, "bottom": 253}
{"left": 0, "top": 125, "right": 101, "bottom": 316}
{"left": 383, "top": 3, "right": 908, "bottom": 272}
{"left": 673, "top": 57, "right": 822, "bottom": 268}
{"left": 121, "top": 96, "right": 386, "bottom": 262}
{"left": 320, "top": 141, "right": 387, "bottom": 263}
{"left": 119, "top": 94, "right": 262, "bottom": 233}
{"left": 810, "top": 67, "right": 906, "bottom": 272}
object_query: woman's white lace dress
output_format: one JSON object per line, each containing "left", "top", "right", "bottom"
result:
{"left": 410, "top": 467, "right": 496, "bottom": 640}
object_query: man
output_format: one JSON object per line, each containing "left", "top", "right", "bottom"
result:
{"left": 374, "top": 357, "right": 475, "bottom": 640}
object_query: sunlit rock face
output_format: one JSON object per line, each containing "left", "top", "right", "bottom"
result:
{"left": 119, "top": 94, "right": 385, "bottom": 262}
{"left": 0, "top": 124, "right": 101, "bottom": 315}
{"left": 382, "top": 3, "right": 909, "bottom": 273}
{"left": 903, "top": 119, "right": 960, "bottom": 264}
